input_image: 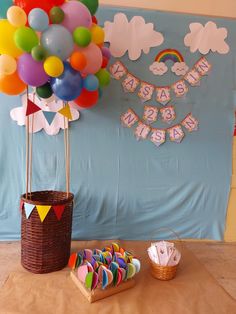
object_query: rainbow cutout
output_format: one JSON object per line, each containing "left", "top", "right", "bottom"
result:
{"left": 155, "top": 49, "right": 184, "bottom": 63}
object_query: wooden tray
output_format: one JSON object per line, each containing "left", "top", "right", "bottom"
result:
{"left": 70, "top": 271, "right": 135, "bottom": 303}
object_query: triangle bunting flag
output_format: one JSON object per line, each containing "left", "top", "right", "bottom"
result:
{"left": 36, "top": 205, "right": 52, "bottom": 222}
{"left": 43, "top": 111, "right": 56, "bottom": 125}
{"left": 19, "top": 199, "right": 24, "bottom": 212}
{"left": 24, "top": 203, "right": 35, "bottom": 219}
{"left": 58, "top": 104, "right": 72, "bottom": 120}
{"left": 26, "top": 99, "right": 41, "bottom": 116}
{"left": 53, "top": 205, "right": 66, "bottom": 221}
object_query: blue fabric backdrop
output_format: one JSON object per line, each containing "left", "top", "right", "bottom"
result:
{"left": 0, "top": 7, "right": 236, "bottom": 240}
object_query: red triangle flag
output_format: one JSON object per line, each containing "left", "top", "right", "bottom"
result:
{"left": 26, "top": 99, "right": 41, "bottom": 116}
{"left": 19, "top": 199, "right": 24, "bottom": 212}
{"left": 53, "top": 205, "right": 66, "bottom": 221}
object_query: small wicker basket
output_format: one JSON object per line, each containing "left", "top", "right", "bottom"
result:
{"left": 149, "top": 228, "right": 182, "bottom": 281}
{"left": 21, "top": 190, "right": 74, "bottom": 274}
{"left": 150, "top": 261, "right": 179, "bottom": 281}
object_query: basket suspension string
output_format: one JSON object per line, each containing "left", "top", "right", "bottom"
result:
{"left": 29, "top": 94, "right": 35, "bottom": 199}
{"left": 63, "top": 102, "right": 70, "bottom": 197}
{"left": 66, "top": 106, "right": 70, "bottom": 195}
{"left": 26, "top": 86, "right": 30, "bottom": 200}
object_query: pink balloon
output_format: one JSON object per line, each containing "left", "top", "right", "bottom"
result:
{"left": 18, "top": 53, "right": 49, "bottom": 87}
{"left": 77, "top": 43, "right": 102, "bottom": 75}
{"left": 61, "top": 0, "right": 92, "bottom": 33}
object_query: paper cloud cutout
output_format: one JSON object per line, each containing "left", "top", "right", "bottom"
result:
{"left": 184, "top": 21, "right": 230, "bottom": 55}
{"left": 104, "top": 13, "right": 164, "bottom": 61}
{"left": 171, "top": 62, "right": 189, "bottom": 76}
{"left": 149, "top": 62, "right": 168, "bottom": 76}
{"left": 10, "top": 93, "right": 80, "bottom": 136}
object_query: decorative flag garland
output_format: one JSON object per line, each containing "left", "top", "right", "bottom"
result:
{"left": 110, "top": 56, "right": 212, "bottom": 104}
{"left": 121, "top": 108, "right": 199, "bottom": 147}
{"left": 112, "top": 56, "right": 209, "bottom": 147}
{"left": 25, "top": 96, "right": 73, "bottom": 125}
{"left": 20, "top": 201, "right": 66, "bottom": 222}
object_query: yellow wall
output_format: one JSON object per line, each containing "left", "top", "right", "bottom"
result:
{"left": 101, "top": 0, "right": 236, "bottom": 241}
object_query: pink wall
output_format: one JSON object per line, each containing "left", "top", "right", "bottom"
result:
{"left": 100, "top": 0, "right": 236, "bottom": 18}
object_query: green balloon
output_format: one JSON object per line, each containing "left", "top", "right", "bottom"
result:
{"left": 96, "top": 69, "right": 110, "bottom": 87}
{"left": 50, "top": 6, "right": 65, "bottom": 24}
{"left": 79, "top": 0, "right": 99, "bottom": 16}
{"left": 36, "top": 83, "right": 53, "bottom": 99}
{"left": 73, "top": 27, "right": 91, "bottom": 47}
{"left": 14, "top": 27, "right": 39, "bottom": 53}
{"left": 31, "top": 46, "right": 47, "bottom": 62}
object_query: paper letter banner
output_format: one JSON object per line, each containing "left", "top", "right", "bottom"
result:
{"left": 110, "top": 61, "right": 127, "bottom": 80}
{"left": 121, "top": 109, "right": 198, "bottom": 146}
{"left": 160, "top": 106, "right": 176, "bottom": 124}
{"left": 143, "top": 106, "right": 158, "bottom": 124}
{"left": 110, "top": 57, "right": 212, "bottom": 105}
{"left": 172, "top": 80, "right": 188, "bottom": 97}
{"left": 122, "top": 73, "right": 140, "bottom": 93}
{"left": 181, "top": 113, "right": 199, "bottom": 132}
{"left": 134, "top": 122, "right": 151, "bottom": 140}
{"left": 156, "top": 87, "right": 171, "bottom": 105}
{"left": 53, "top": 205, "right": 66, "bottom": 221}
{"left": 150, "top": 129, "right": 166, "bottom": 147}
{"left": 138, "top": 82, "right": 154, "bottom": 102}
{"left": 184, "top": 69, "right": 201, "bottom": 86}
{"left": 24, "top": 203, "right": 35, "bottom": 219}
{"left": 194, "top": 57, "right": 212, "bottom": 76}
{"left": 121, "top": 108, "right": 139, "bottom": 127}
{"left": 58, "top": 104, "right": 72, "bottom": 120}
{"left": 36, "top": 205, "right": 52, "bottom": 222}
{"left": 26, "top": 99, "right": 41, "bottom": 116}
{"left": 168, "top": 125, "right": 185, "bottom": 143}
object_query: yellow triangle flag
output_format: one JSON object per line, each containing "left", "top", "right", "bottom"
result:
{"left": 36, "top": 205, "right": 52, "bottom": 222}
{"left": 58, "top": 105, "right": 72, "bottom": 120}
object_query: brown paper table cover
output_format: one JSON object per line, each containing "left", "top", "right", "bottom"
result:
{"left": 0, "top": 240, "right": 235, "bottom": 314}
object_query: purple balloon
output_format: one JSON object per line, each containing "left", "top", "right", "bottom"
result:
{"left": 18, "top": 53, "right": 49, "bottom": 87}
{"left": 101, "top": 47, "right": 111, "bottom": 60}
{"left": 61, "top": 1, "right": 92, "bottom": 33}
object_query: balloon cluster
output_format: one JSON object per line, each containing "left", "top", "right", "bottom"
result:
{"left": 0, "top": 0, "right": 111, "bottom": 109}
{"left": 68, "top": 243, "right": 141, "bottom": 290}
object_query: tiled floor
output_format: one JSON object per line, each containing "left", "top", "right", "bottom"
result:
{"left": 0, "top": 241, "right": 236, "bottom": 300}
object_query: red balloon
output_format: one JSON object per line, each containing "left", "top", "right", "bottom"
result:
{"left": 92, "top": 16, "right": 98, "bottom": 24}
{"left": 101, "top": 56, "right": 109, "bottom": 69}
{"left": 13, "top": 0, "right": 58, "bottom": 14}
{"left": 52, "top": 0, "right": 65, "bottom": 5}
{"left": 75, "top": 89, "right": 99, "bottom": 108}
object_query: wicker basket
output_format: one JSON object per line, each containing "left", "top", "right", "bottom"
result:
{"left": 149, "top": 228, "right": 182, "bottom": 281}
{"left": 150, "top": 261, "right": 179, "bottom": 281}
{"left": 21, "top": 190, "right": 74, "bottom": 274}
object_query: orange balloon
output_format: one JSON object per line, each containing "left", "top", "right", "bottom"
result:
{"left": 0, "top": 71, "right": 26, "bottom": 95}
{"left": 70, "top": 51, "right": 87, "bottom": 71}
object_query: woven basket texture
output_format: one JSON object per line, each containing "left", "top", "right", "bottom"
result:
{"left": 21, "top": 190, "right": 74, "bottom": 274}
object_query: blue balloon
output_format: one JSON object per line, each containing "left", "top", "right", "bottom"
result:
{"left": 0, "top": 0, "right": 13, "bottom": 18}
{"left": 83, "top": 74, "right": 99, "bottom": 92}
{"left": 51, "top": 62, "right": 83, "bottom": 101}
{"left": 28, "top": 8, "right": 49, "bottom": 32}
{"left": 41, "top": 25, "right": 74, "bottom": 61}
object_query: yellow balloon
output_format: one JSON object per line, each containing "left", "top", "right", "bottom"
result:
{"left": 0, "top": 54, "right": 17, "bottom": 76}
{"left": 0, "top": 20, "right": 22, "bottom": 58}
{"left": 91, "top": 25, "right": 105, "bottom": 45}
{"left": 7, "top": 6, "right": 27, "bottom": 27}
{"left": 44, "top": 56, "right": 64, "bottom": 78}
